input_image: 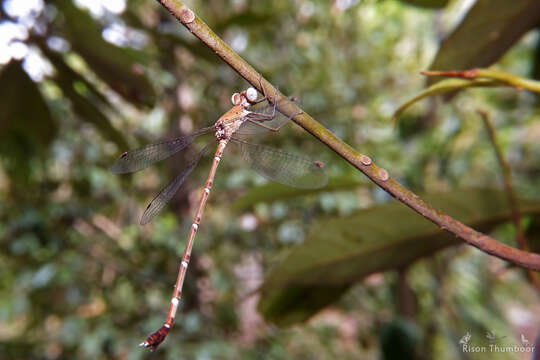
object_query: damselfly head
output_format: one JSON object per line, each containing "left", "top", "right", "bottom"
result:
{"left": 314, "top": 161, "right": 325, "bottom": 168}
{"left": 245, "top": 87, "right": 258, "bottom": 102}
{"left": 231, "top": 92, "right": 241, "bottom": 105}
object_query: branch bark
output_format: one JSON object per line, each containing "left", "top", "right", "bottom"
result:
{"left": 155, "top": 0, "right": 540, "bottom": 271}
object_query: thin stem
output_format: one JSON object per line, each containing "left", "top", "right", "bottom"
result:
{"left": 478, "top": 111, "right": 526, "bottom": 248}
{"left": 396, "top": 266, "right": 416, "bottom": 320}
{"left": 392, "top": 78, "right": 502, "bottom": 125}
{"left": 478, "top": 110, "right": 540, "bottom": 290}
{"left": 154, "top": 1, "right": 540, "bottom": 270}
{"left": 422, "top": 68, "right": 540, "bottom": 94}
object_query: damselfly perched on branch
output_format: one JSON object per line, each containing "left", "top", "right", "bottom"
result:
{"left": 111, "top": 86, "right": 327, "bottom": 350}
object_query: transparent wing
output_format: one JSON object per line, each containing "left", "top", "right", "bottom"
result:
{"left": 232, "top": 138, "right": 327, "bottom": 189}
{"left": 111, "top": 126, "right": 214, "bottom": 174}
{"left": 140, "top": 144, "right": 210, "bottom": 225}
{"left": 236, "top": 97, "right": 296, "bottom": 135}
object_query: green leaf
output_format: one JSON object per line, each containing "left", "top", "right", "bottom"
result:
{"left": 42, "top": 45, "right": 128, "bottom": 149}
{"left": 44, "top": 46, "right": 128, "bottom": 149}
{"left": 257, "top": 285, "right": 351, "bottom": 327}
{"left": 258, "top": 189, "right": 540, "bottom": 326}
{"left": 0, "top": 61, "right": 57, "bottom": 182}
{"left": 397, "top": 0, "right": 449, "bottom": 9}
{"left": 52, "top": 64, "right": 129, "bottom": 150}
{"left": 429, "top": 0, "right": 540, "bottom": 81}
{"left": 41, "top": 45, "right": 114, "bottom": 110}
{"left": 232, "top": 175, "right": 367, "bottom": 211}
{"left": 54, "top": 0, "right": 155, "bottom": 107}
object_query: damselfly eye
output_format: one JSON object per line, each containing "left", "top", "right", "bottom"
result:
{"left": 231, "top": 93, "right": 241, "bottom": 105}
{"left": 245, "top": 87, "right": 258, "bottom": 102}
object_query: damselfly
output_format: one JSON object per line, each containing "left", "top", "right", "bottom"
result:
{"left": 111, "top": 87, "right": 327, "bottom": 350}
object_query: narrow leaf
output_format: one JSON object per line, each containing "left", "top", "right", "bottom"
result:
{"left": 258, "top": 189, "right": 540, "bottom": 325}
{"left": 0, "top": 61, "right": 57, "bottom": 181}
{"left": 42, "top": 45, "right": 114, "bottom": 110}
{"left": 53, "top": 1, "right": 155, "bottom": 107}
{"left": 53, "top": 65, "right": 129, "bottom": 150}
{"left": 397, "top": 0, "right": 449, "bottom": 9}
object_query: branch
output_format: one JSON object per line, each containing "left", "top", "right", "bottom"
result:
{"left": 155, "top": 0, "right": 540, "bottom": 271}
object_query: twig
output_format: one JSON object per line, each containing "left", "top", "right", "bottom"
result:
{"left": 392, "top": 78, "right": 502, "bottom": 125}
{"left": 422, "top": 68, "right": 540, "bottom": 94}
{"left": 478, "top": 110, "right": 540, "bottom": 289}
{"left": 396, "top": 266, "right": 416, "bottom": 320}
{"left": 155, "top": 0, "right": 540, "bottom": 271}
{"left": 478, "top": 111, "right": 526, "bottom": 249}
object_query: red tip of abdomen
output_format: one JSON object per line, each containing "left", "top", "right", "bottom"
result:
{"left": 140, "top": 325, "right": 170, "bottom": 351}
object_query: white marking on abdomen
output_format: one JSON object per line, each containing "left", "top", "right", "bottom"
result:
{"left": 181, "top": 260, "right": 188, "bottom": 268}
{"left": 171, "top": 297, "right": 179, "bottom": 314}
{"left": 192, "top": 223, "right": 198, "bottom": 231}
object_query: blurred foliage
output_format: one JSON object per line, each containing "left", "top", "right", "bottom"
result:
{"left": 428, "top": 0, "right": 540, "bottom": 79}
{"left": 0, "top": 0, "right": 540, "bottom": 359}
{"left": 0, "top": 60, "right": 56, "bottom": 185}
